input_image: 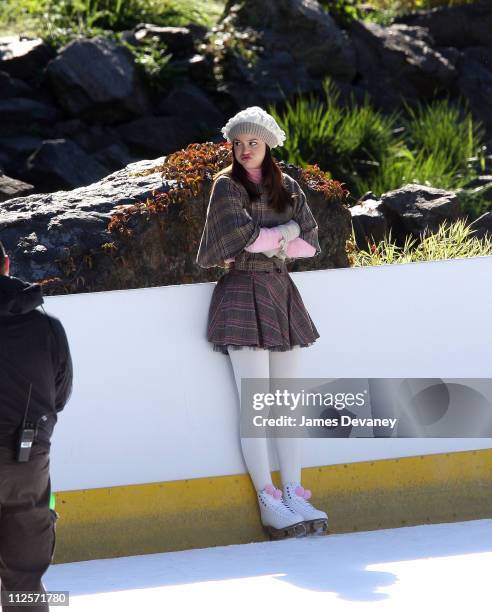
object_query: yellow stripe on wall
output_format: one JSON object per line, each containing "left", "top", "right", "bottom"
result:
{"left": 53, "top": 448, "right": 492, "bottom": 563}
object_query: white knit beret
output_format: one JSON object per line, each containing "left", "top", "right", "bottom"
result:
{"left": 221, "top": 106, "right": 286, "bottom": 149}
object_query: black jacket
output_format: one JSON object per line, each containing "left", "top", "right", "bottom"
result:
{"left": 0, "top": 275, "right": 73, "bottom": 449}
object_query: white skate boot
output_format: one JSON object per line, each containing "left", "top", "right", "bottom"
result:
{"left": 283, "top": 483, "right": 329, "bottom": 535}
{"left": 257, "top": 484, "right": 307, "bottom": 540}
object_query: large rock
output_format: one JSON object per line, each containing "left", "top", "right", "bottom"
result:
{"left": 350, "top": 185, "right": 467, "bottom": 249}
{"left": 0, "top": 98, "right": 58, "bottom": 123}
{"left": 205, "top": 0, "right": 356, "bottom": 106}
{"left": 223, "top": 0, "right": 356, "bottom": 80}
{"left": 0, "top": 157, "right": 168, "bottom": 282}
{"left": 0, "top": 135, "right": 43, "bottom": 180}
{"left": 0, "top": 36, "right": 53, "bottom": 80}
{"left": 24, "top": 139, "right": 109, "bottom": 191}
{"left": 46, "top": 36, "right": 150, "bottom": 121}
{"left": 0, "top": 70, "right": 32, "bottom": 98}
{"left": 394, "top": 1, "right": 492, "bottom": 49}
{"left": 349, "top": 21, "right": 456, "bottom": 106}
{"left": 0, "top": 172, "right": 34, "bottom": 202}
{"left": 0, "top": 149, "right": 350, "bottom": 294}
{"left": 156, "top": 82, "right": 225, "bottom": 129}
{"left": 93, "top": 143, "right": 137, "bottom": 172}
{"left": 116, "top": 116, "right": 200, "bottom": 155}
{"left": 461, "top": 175, "right": 492, "bottom": 204}
{"left": 379, "top": 183, "right": 459, "bottom": 244}
{"left": 133, "top": 25, "right": 196, "bottom": 56}
{"left": 456, "top": 47, "right": 492, "bottom": 132}
{"left": 350, "top": 192, "right": 389, "bottom": 249}
{"left": 469, "top": 211, "right": 492, "bottom": 240}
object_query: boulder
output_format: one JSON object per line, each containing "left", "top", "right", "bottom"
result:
{"left": 348, "top": 20, "right": 456, "bottom": 106}
{"left": 0, "top": 147, "right": 350, "bottom": 293}
{"left": 379, "top": 183, "right": 459, "bottom": 244}
{"left": 456, "top": 47, "right": 492, "bottom": 132}
{"left": 0, "top": 172, "right": 34, "bottom": 202}
{"left": 116, "top": 116, "right": 200, "bottom": 155}
{"left": 93, "top": 143, "right": 137, "bottom": 171}
{"left": 0, "top": 36, "right": 53, "bottom": 80}
{"left": 46, "top": 36, "right": 150, "bottom": 120}
{"left": 186, "top": 54, "right": 214, "bottom": 84}
{"left": 24, "top": 139, "right": 109, "bottom": 191}
{"left": 204, "top": 0, "right": 356, "bottom": 106}
{"left": 133, "top": 25, "right": 196, "bottom": 56}
{"left": 0, "top": 97, "right": 58, "bottom": 123}
{"left": 469, "top": 211, "right": 492, "bottom": 240}
{"left": 0, "top": 156, "right": 168, "bottom": 283}
{"left": 0, "top": 70, "right": 32, "bottom": 98}
{"left": 222, "top": 0, "right": 356, "bottom": 80}
{"left": 0, "top": 135, "right": 44, "bottom": 177}
{"left": 156, "top": 82, "right": 224, "bottom": 130}
{"left": 394, "top": 1, "right": 492, "bottom": 49}
{"left": 350, "top": 192, "right": 388, "bottom": 249}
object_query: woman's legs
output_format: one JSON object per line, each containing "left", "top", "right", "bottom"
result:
{"left": 228, "top": 346, "right": 272, "bottom": 492}
{"left": 228, "top": 345, "right": 311, "bottom": 537}
{"left": 269, "top": 346, "right": 302, "bottom": 487}
{"left": 270, "top": 346, "right": 329, "bottom": 534}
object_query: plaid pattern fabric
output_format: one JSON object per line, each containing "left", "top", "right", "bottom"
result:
{"left": 196, "top": 172, "right": 321, "bottom": 354}
{"left": 207, "top": 267, "right": 320, "bottom": 354}
{"left": 196, "top": 172, "right": 321, "bottom": 269}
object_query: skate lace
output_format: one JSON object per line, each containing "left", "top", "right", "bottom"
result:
{"left": 275, "top": 499, "right": 298, "bottom": 517}
{"left": 285, "top": 484, "right": 315, "bottom": 511}
{"left": 260, "top": 487, "right": 298, "bottom": 517}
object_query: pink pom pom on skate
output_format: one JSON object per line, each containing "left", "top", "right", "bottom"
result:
{"left": 264, "top": 484, "right": 275, "bottom": 495}
{"left": 295, "top": 485, "right": 305, "bottom": 497}
{"left": 303, "top": 489, "right": 312, "bottom": 500}
{"left": 273, "top": 488, "right": 282, "bottom": 499}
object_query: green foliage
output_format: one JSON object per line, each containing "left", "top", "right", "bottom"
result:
{"left": 318, "top": 0, "right": 479, "bottom": 28}
{"left": 353, "top": 99, "right": 486, "bottom": 195}
{"left": 455, "top": 184, "right": 492, "bottom": 221}
{"left": 270, "top": 79, "right": 400, "bottom": 178}
{"left": 121, "top": 37, "right": 183, "bottom": 93}
{"left": 402, "top": 98, "right": 486, "bottom": 169}
{"left": 0, "top": 0, "right": 224, "bottom": 42}
{"left": 0, "top": 0, "right": 208, "bottom": 89}
{"left": 318, "top": 0, "right": 366, "bottom": 28}
{"left": 270, "top": 77, "right": 488, "bottom": 214}
{"left": 350, "top": 218, "right": 492, "bottom": 267}
{"left": 200, "top": 15, "right": 263, "bottom": 85}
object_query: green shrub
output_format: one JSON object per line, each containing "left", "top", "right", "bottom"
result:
{"left": 269, "top": 78, "right": 400, "bottom": 189}
{"left": 121, "top": 37, "right": 185, "bottom": 93}
{"left": 270, "top": 78, "right": 487, "bottom": 207}
{"left": 350, "top": 218, "right": 492, "bottom": 266}
{"left": 318, "top": 0, "right": 479, "bottom": 28}
{"left": 0, "top": 0, "right": 224, "bottom": 42}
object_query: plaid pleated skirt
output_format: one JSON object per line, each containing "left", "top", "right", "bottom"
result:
{"left": 206, "top": 258, "right": 320, "bottom": 355}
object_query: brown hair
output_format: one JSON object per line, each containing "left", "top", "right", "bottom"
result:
{"left": 214, "top": 145, "right": 294, "bottom": 214}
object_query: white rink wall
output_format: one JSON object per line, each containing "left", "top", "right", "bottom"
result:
{"left": 45, "top": 255, "right": 492, "bottom": 491}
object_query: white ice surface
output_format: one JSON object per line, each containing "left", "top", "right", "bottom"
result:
{"left": 45, "top": 519, "right": 492, "bottom": 611}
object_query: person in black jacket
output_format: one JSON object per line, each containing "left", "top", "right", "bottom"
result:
{"left": 0, "top": 240, "right": 73, "bottom": 612}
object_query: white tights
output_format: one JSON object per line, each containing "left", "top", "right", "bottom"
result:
{"left": 228, "top": 345, "right": 302, "bottom": 492}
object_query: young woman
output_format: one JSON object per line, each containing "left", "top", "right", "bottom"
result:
{"left": 196, "top": 106, "right": 328, "bottom": 539}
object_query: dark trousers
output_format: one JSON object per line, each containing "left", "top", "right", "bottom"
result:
{"left": 0, "top": 445, "right": 57, "bottom": 612}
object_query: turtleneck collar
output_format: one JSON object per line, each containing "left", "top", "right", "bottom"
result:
{"left": 246, "top": 167, "right": 262, "bottom": 183}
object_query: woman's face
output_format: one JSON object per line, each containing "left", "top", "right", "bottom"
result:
{"left": 232, "top": 132, "right": 266, "bottom": 170}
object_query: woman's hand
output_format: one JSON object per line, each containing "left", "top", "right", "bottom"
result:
{"left": 262, "top": 220, "right": 300, "bottom": 259}
{"left": 275, "top": 220, "right": 300, "bottom": 243}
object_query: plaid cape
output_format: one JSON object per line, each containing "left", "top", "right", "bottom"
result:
{"left": 196, "top": 172, "right": 321, "bottom": 269}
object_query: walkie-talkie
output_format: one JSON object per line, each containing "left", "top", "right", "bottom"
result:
{"left": 17, "top": 383, "right": 35, "bottom": 462}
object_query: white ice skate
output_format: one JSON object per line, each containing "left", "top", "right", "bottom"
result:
{"left": 257, "top": 484, "right": 307, "bottom": 540}
{"left": 283, "top": 483, "right": 329, "bottom": 535}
